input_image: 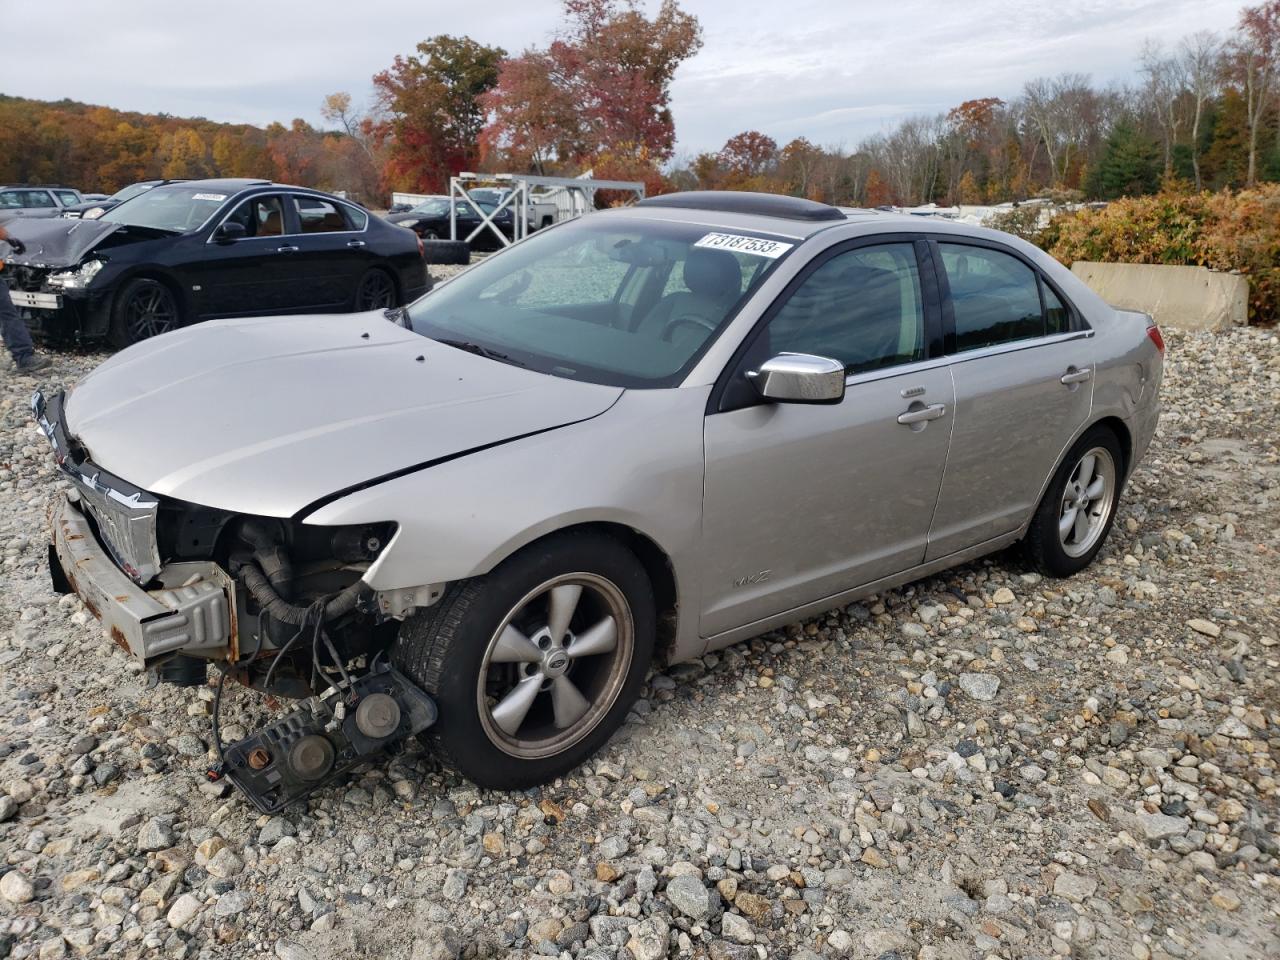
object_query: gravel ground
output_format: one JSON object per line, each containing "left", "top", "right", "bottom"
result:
{"left": 1, "top": 321, "right": 1277, "bottom": 960}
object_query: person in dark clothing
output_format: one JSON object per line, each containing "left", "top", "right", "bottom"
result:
{"left": 0, "top": 223, "right": 51, "bottom": 373}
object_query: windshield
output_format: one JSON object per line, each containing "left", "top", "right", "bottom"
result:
{"left": 109, "top": 182, "right": 156, "bottom": 204}
{"left": 410, "top": 198, "right": 451, "bottom": 216}
{"left": 101, "top": 186, "right": 229, "bottom": 232}
{"left": 405, "top": 216, "right": 793, "bottom": 387}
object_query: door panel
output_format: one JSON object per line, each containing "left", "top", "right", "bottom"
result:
{"left": 191, "top": 194, "right": 294, "bottom": 317}
{"left": 924, "top": 239, "right": 1096, "bottom": 560}
{"left": 925, "top": 335, "right": 1094, "bottom": 559}
{"left": 287, "top": 195, "right": 364, "bottom": 310}
{"left": 701, "top": 365, "right": 954, "bottom": 636}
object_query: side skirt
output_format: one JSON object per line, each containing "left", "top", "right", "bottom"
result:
{"left": 695, "top": 529, "right": 1024, "bottom": 658}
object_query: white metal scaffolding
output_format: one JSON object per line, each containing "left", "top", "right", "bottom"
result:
{"left": 447, "top": 172, "right": 646, "bottom": 248}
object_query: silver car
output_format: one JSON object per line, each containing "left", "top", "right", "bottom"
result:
{"left": 35, "top": 190, "right": 1163, "bottom": 809}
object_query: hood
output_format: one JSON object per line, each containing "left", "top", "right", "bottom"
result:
{"left": 2, "top": 217, "right": 123, "bottom": 268}
{"left": 65, "top": 312, "right": 623, "bottom": 518}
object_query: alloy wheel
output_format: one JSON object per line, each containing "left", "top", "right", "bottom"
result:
{"left": 356, "top": 271, "right": 395, "bottom": 310}
{"left": 476, "top": 572, "right": 634, "bottom": 760}
{"left": 126, "top": 283, "right": 179, "bottom": 341}
{"left": 1058, "top": 446, "right": 1116, "bottom": 558}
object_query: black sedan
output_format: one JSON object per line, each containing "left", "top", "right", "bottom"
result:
{"left": 385, "top": 196, "right": 515, "bottom": 250}
{"left": 2, "top": 179, "right": 431, "bottom": 347}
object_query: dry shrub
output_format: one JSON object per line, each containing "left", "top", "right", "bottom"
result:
{"left": 1038, "top": 185, "right": 1280, "bottom": 325}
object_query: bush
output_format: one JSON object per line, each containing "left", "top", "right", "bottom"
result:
{"left": 1038, "top": 185, "right": 1280, "bottom": 325}
{"left": 983, "top": 204, "right": 1048, "bottom": 242}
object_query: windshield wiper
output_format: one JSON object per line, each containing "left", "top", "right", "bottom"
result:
{"left": 434, "top": 338, "right": 526, "bottom": 367}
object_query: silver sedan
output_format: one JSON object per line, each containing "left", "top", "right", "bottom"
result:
{"left": 38, "top": 190, "right": 1163, "bottom": 804}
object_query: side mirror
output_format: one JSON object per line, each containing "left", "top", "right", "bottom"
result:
{"left": 214, "top": 221, "right": 247, "bottom": 243}
{"left": 750, "top": 353, "right": 846, "bottom": 404}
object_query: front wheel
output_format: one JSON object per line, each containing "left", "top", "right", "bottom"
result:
{"left": 109, "top": 278, "right": 182, "bottom": 348}
{"left": 393, "top": 531, "right": 655, "bottom": 790}
{"left": 1023, "top": 425, "right": 1124, "bottom": 577}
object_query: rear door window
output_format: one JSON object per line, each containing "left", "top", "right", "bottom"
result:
{"left": 293, "top": 196, "right": 350, "bottom": 233}
{"left": 939, "top": 243, "right": 1045, "bottom": 351}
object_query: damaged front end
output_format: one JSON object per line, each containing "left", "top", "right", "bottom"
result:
{"left": 35, "top": 389, "right": 441, "bottom": 811}
{"left": 4, "top": 219, "right": 123, "bottom": 339}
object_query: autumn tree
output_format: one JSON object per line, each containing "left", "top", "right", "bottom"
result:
{"left": 480, "top": 0, "right": 700, "bottom": 184}
{"left": 1229, "top": 1, "right": 1280, "bottom": 185}
{"left": 160, "top": 128, "right": 210, "bottom": 179}
{"left": 1140, "top": 42, "right": 1189, "bottom": 176}
{"left": 718, "top": 130, "right": 777, "bottom": 188}
{"left": 1180, "top": 31, "right": 1224, "bottom": 189}
{"left": 372, "top": 35, "right": 506, "bottom": 191}
{"left": 480, "top": 50, "right": 581, "bottom": 172}
{"left": 778, "top": 138, "right": 823, "bottom": 198}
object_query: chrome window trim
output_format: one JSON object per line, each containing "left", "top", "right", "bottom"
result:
{"left": 843, "top": 355, "right": 951, "bottom": 388}
{"left": 943, "top": 328, "right": 1094, "bottom": 366}
{"left": 204, "top": 189, "right": 371, "bottom": 244}
{"left": 839, "top": 329, "right": 1094, "bottom": 389}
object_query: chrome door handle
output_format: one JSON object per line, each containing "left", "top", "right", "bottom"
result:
{"left": 276, "top": 245, "right": 300, "bottom": 254}
{"left": 1060, "top": 367, "right": 1093, "bottom": 385}
{"left": 347, "top": 240, "right": 367, "bottom": 248}
{"left": 897, "top": 402, "right": 947, "bottom": 425}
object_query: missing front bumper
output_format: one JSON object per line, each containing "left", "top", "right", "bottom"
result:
{"left": 49, "top": 491, "right": 237, "bottom": 666}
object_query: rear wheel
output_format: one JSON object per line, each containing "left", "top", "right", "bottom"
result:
{"left": 1023, "top": 425, "right": 1123, "bottom": 576}
{"left": 393, "top": 531, "right": 655, "bottom": 789}
{"left": 109, "top": 278, "right": 182, "bottom": 348}
{"left": 354, "top": 268, "right": 397, "bottom": 311}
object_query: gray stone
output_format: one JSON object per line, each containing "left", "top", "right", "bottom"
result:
{"left": 214, "top": 890, "right": 250, "bottom": 918}
{"left": 959, "top": 673, "right": 1000, "bottom": 701}
{"left": 136, "top": 817, "right": 176, "bottom": 852}
{"left": 259, "top": 817, "right": 293, "bottom": 846}
{"left": 442, "top": 868, "right": 467, "bottom": 902}
{"left": 599, "top": 835, "right": 629, "bottom": 860}
{"left": 1053, "top": 871, "right": 1098, "bottom": 903}
{"left": 1138, "top": 812, "right": 1190, "bottom": 841}
{"left": 166, "top": 893, "right": 204, "bottom": 928}
{"left": 665, "top": 874, "right": 717, "bottom": 920}
{"left": 276, "top": 941, "right": 316, "bottom": 960}
{"left": 1, "top": 869, "right": 35, "bottom": 904}
{"left": 721, "top": 913, "right": 755, "bottom": 944}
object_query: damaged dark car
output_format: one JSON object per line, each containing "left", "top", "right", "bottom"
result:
{"left": 4, "top": 178, "right": 430, "bottom": 347}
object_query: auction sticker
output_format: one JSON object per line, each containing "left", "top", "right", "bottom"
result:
{"left": 694, "top": 232, "right": 793, "bottom": 259}
{"left": 192, "top": 193, "right": 227, "bottom": 202}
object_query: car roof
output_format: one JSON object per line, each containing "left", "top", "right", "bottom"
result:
{"left": 606, "top": 195, "right": 919, "bottom": 240}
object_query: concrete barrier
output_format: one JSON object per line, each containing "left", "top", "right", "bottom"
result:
{"left": 1070, "top": 261, "right": 1248, "bottom": 331}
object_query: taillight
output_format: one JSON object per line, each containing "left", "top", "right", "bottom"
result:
{"left": 416, "top": 236, "right": 425, "bottom": 259}
{"left": 1146, "top": 322, "right": 1165, "bottom": 356}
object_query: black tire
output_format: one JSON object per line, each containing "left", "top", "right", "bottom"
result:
{"left": 1023, "top": 424, "right": 1124, "bottom": 577}
{"left": 109, "top": 277, "right": 183, "bottom": 349}
{"left": 353, "top": 268, "right": 398, "bottom": 311}
{"left": 393, "top": 531, "right": 655, "bottom": 790}
{"left": 421, "top": 240, "right": 471, "bottom": 266}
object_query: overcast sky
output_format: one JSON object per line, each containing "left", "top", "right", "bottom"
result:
{"left": 2, "top": 0, "right": 1243, "bottom": 157}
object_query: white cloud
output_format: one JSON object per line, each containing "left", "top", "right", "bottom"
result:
{"left": 4, "top": 0, "right": 1243, "bottom": 154}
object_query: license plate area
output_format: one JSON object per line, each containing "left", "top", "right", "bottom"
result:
{"left": 10, "top": 290, "right": 63, "bottom": 310}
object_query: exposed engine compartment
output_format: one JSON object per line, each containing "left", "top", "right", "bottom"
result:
{"left": 156, "top": 509, "right": 399, "bottom": 699}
